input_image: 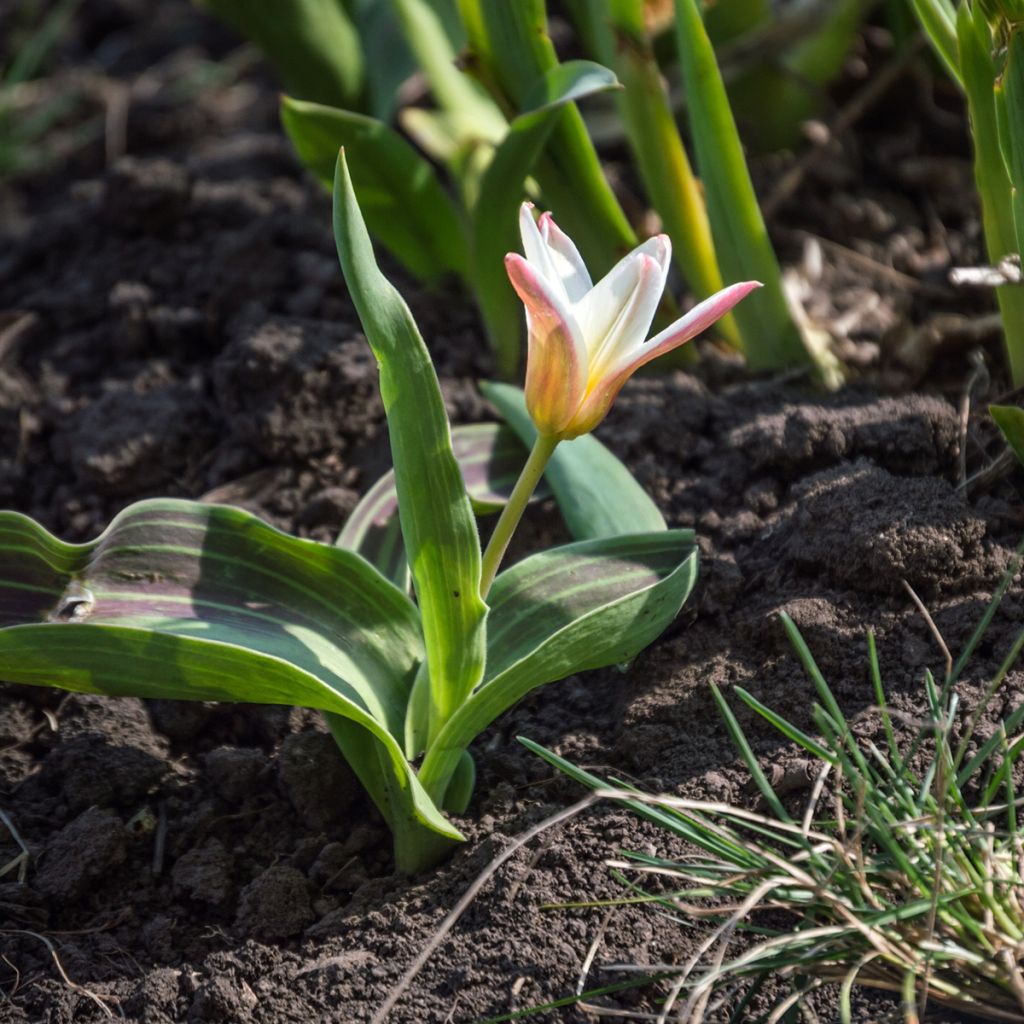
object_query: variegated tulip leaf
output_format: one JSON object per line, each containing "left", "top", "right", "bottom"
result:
{"left": 417, "top": 530, "right": 697, "bottom": 799}
{"left": 338, "top": 422, "right": 548, "bottom": 589}
{"left": 480, "top": 380, "right": 666, "bottom": 539}
{"left": 0, "top": 499, "right": 463, "bottom": 860}
{"left": 334, "top": 152, "right": 488, "bottom": 729}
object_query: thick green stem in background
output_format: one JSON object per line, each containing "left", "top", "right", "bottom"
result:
{"left": 959, "top": 4, "right": 1024, "bottom": 385}
{"left": 673, "top": 0, "right": 809, "bottom": 371}
{"left": 479, "top": 433, "right": 559, "bottom": 597}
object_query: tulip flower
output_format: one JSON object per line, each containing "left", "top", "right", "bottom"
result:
{"left": 506, "top": 203, "right": 761, "bottom": 440}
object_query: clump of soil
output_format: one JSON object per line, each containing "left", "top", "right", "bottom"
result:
{"left": 1, "top": 3, "right": 1021, "bottom": 1022}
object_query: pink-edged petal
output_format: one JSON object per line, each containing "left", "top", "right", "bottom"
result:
{"left": 518, "top": 203, "right": 569, "bottom": 306}
{"left": 538, "top": 211, "right": 592, "bottom": 303}
{"left": 505, "top": 253, "right": 587, "bottom": 437}
{"left": 587, "top": 237, "right": 672, "bottom": 381}
{"left": 629, "top": 281, "right": 761, "bottom": 373}
{"left": 574, "top": 236, "right": 669, "bottom": 363}
{"left": 564, "top": 281, "right": 760, "bottom": 440}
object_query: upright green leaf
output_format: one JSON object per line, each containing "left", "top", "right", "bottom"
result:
{"left": 280, "top": 97, "right": 467, "bottom": 282}
{"left": 459, "top": 0, "right": 637, "bottom": 275}
{"left": 673, "top": 0, "right": 808, "bottom": 370}
{"left": 469, "top": 59, "right": 622, "bottom": 376}
{"left": 418, "top": 530, "right": 698, "bottom": 798}
{"left": 575, "top": 0, "right": 735, "bottom": 347}
{"left": 959, "top": 3, "right": 1024, "bottom": 385}
{"left": 333, "top": 152, "right": 488, "bottom": 737}
{"left": 0, "top": 500, "right": 463, "bottom": 869}
{"left": 480, "top": 381, "right": 666, "bottom": 539}
{"left": 198, "top": 0, "right": 366, "bottom": 110}
{"left": 998, "top": 29, "right": 1024, "bottom": 261}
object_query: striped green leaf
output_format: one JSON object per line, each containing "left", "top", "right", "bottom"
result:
{"left": 333, "top": 152, "right": 488, "bottom": 736}
{"left": 0, "top": 499, "right": 463, "bottom": 867}
{"left": 418, "top": 530, "right": 697, "bottom": 798}
{"left": 480, "top": 381, "right": 666, "bottom": 539}
{"left": 281, "top": 96, "right": 467, "bottom": 282}
{"left": 337, "top": 422, "right": 547, "bottom": 588}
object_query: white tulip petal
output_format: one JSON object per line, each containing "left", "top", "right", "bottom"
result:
{"left": 575, "top": 236, "right": 669, "bottom": 367}
{"left": 518, "top": 204, "right": 569, "bottom": 305}
{"left": 538, "top": 212, "right": 592, "bottom": 303}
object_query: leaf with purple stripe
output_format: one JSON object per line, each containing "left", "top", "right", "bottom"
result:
{"left": 0, "top": 498, "right": 462, "bottom": 862}
{"left": 338, "top": 422, "right": 546, "bottom": 588}
{"left": 417, "top": 529, "right": 697, "bottom": 800}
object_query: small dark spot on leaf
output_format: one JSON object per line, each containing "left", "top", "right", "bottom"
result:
{"left": 452, "top": 590, "right": 460, "bottom": 598}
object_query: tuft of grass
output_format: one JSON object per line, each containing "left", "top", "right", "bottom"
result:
{"left": 526, "top": 540, "right": 1024, "bottom": 1023}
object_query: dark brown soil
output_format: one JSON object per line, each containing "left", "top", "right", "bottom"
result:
{"left": 1, "top": 3, "right": 1021, "bottom": 1022}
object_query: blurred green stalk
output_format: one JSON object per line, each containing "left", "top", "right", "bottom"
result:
{"left": 576, "top": 0, "right": 741, "bottom": 350}
{"left": 458, "top": 0, "right": 638, "bottom": 276}
{"left": 673, "top": 0, "right": 809, "bottom": 369}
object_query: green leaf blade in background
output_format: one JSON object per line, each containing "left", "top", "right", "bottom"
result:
{"left": 0, "top": 499, "right": 463, "bottom": 863}
{"left": 958, "top": 3, "right": 1024, "bottom": 385}
{"left": 991, "top": 403, "right": 1024, "bottom": 465}
{"left": 418, "top": 530, "right": 698, "bottom": 798}
{"left": 480, "top": 381, "right": 666, "bottom": 539}
{"left": 333, "top": 151, "right": 488, "bottom": 734}
{"left": 673, "top": 0, "right": 808, "bottom": 371}
{"left": 280, "top": 96, "right": 467, "bottom": 282}
{"left": 337, "top": 422, "right": 547, "bottom": 589}
{"left": 469, "top": 59, "right": 623, "bottom": 376}
{"left": 460, "top": 0, "right": 637, "bottom": 275}
{"left": 198, "top": 0, "right": 366, "bottom": 110}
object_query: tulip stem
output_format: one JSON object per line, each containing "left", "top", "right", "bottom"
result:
{"left": 479, "top": 434, "right": 559, "bottom": 598}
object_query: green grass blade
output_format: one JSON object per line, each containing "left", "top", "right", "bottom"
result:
{"left": 281, "top": 96, "right": 467, "bottom": 282}
{"left": 711, "top": 684, "right": 792, "bottom": 823}
{"left": 672, "top": 0, "right": 808, "bottom": 370}
{"left": 480, "top": 381, "right": 666, "bottom": 539}
{"left": 733, "top": 687, "right": 836, "bottom": 764}
{"left": 333, "top": 152, "right": 488, "bottom": 737}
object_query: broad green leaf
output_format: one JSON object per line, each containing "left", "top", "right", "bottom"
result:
{"left": 469, "top": 59, "right": 622, "bottom": 376}
{"left": 198, "top": 0, "right": 366, "bottom": 110}
{"left": 280, "top": 96, "right": 467, "bottom": 282}
{"left": 673, "top": 0, "right": 808, "bottom": 371}
{"left": 337, "top": 422, "right": 546, "bottom": 589}
{"left": 0, "top": 499, "right": 462, "bottom": 857}
{"left": 419, "top": 530, "right": 697, "bottom": 798}
{"left": 333, "top": 152, "right": 488, "bottom": 734}
{"left": 991, "top": 404, "right": 1024, "bottom": 466}
{"left": 480, "top": 381, "right": 666, "bottom": 539}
